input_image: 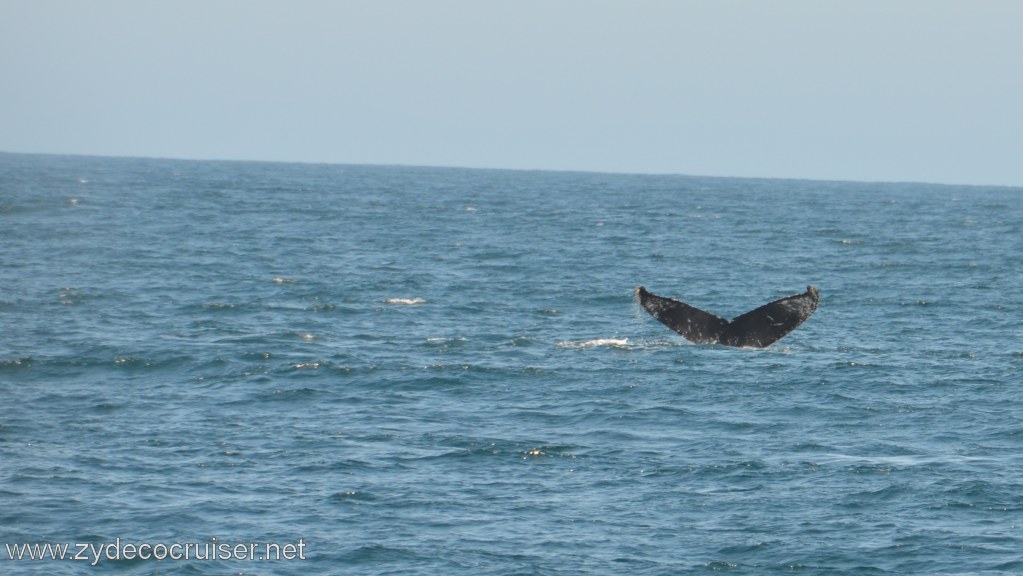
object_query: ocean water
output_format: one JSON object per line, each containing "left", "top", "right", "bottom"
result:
{"left": 2, "top": 152, "right": 1022, "bottom": 575}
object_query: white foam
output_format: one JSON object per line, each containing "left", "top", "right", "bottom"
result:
{"left": 556, "top": 337, "right": 629, "bottom": 349}
{"left": 385, "top": 297, "right": 426, "bottom": 305}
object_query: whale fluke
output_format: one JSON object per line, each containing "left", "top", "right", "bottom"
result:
{"left": 636, "top": 285, "right": 819, "bottom": 348}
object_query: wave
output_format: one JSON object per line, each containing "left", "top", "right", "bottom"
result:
{"left": 555, "top": 337, "right": 630, "bottom": 350}
{"left": 0, "top": 356, "right": 32, "bottom": 370}
{"left": 384, "top": 297, "right": 426, "bottom": 305}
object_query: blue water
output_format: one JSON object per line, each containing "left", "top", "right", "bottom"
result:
{"left": 2, "top": 152, "right": 1022, "bottom": 575}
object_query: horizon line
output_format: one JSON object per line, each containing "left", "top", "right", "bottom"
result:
{"left": 2, "top": 148, "right": 1020, "bottom": 191}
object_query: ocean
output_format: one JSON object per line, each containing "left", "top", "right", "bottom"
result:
{"left": 2, "top": 152, "right": 1022, "bottom": 575}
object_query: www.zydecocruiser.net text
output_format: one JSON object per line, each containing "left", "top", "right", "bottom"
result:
{"left": 4, "top": 537, "right": 307, "bottom": 566}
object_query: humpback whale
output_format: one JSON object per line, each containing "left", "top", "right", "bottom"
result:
{"left": 636, "top": 285, "right": 819, "bottom": 348}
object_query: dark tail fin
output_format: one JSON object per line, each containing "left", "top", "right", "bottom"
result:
{"left": 635, "top": 286, "right": 729, "bottom": 344}
{"left": 636, "top": 285, "right": 819, "bottom": 348}
{"left": 719, "top": 286, "right": 819, "bottom": 347}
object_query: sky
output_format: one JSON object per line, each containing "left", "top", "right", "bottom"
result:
{"left": 2, "top": 0, "right": 1022, "bottom": 187}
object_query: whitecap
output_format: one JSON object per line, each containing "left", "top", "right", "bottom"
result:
{"left": 385, "top": 297, "right": 426, "bottom": 305}
{"left": 556, "top": 337, "right": 629, "bottom": 349}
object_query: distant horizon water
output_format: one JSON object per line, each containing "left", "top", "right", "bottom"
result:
{"left": 2, "top": 149, "right": 1021, "bottom": 190}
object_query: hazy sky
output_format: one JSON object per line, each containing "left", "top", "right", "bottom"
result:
{"left": 2, "top": 1, "right": 1021, "bottom": 186}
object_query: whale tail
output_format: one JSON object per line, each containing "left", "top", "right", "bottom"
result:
{"left": 636, "top": 285, "right": 819, "bottom": 348}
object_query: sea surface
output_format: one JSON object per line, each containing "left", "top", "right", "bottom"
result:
{"left": 2, "top": 152, "right": 1022, "bottom": 575}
